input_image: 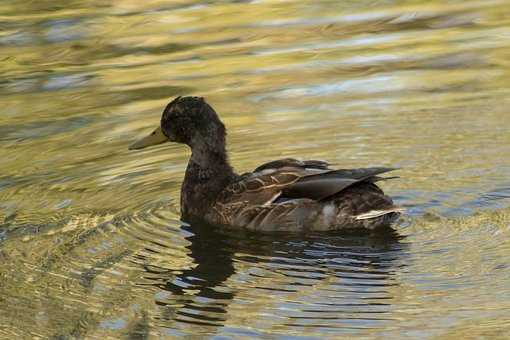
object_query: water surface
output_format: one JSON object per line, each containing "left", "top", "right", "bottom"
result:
{"left": 1, "top": 0, "right": 510, "bottom": 338}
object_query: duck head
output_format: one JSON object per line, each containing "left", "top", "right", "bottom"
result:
{"left": 129, "top": 96, "right": 226, "bottom": 151}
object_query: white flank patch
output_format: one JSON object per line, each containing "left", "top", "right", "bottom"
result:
{"left": 322, "top": 203, "right": 336, "bottom": 224}
{"left": 355, "top": 207, "right": 405, "bottom": 220}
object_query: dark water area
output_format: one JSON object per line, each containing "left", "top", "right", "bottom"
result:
{"left": 1, "top": 0, "right": 510, "bottom": 338}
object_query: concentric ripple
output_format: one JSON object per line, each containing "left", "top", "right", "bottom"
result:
{"left": 3, "top": 205, "right": 510, "bottom": 338}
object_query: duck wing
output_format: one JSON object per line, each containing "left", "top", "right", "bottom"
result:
{"left": 282, "top": 167, "right": 398, "bottom": 201}
{"left": 221, "top": 162, "right": 397, "bottom": 206}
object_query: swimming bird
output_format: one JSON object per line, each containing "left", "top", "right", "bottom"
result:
{"left": 129, "top": 96, "right": 402, "bottom": 232}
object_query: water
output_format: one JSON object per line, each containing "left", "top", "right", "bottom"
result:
{"left": 1, "top": 0, "right": 510, "bottom": 338}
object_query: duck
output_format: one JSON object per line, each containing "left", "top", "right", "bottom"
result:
{"left": 129, "top": 96, "right": 403, "bottom": 232}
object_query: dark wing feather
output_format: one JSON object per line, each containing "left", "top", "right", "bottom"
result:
{"left": 282, "top": 178, "right": 359, "bottom": 201}
{"left": 282, "top": 167, "right": 398, "bottom": 201}
{"left": 302, "top": 159, "right": 331, "bottom": 170}
{"left": 312, "top": 167, "right": 398, "bottom": 180}
{"left": 254, "top": 158, "right": 330, "bottom": 172}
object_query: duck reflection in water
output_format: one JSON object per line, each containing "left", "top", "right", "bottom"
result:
{"left": 144, "top": 222, "right": 408, "bottom": 331}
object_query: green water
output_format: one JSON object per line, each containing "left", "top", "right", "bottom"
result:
{"left": 1, "top": 0, "right": 510, "bottom": 338}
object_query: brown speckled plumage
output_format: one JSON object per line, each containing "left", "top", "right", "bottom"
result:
{"left": 130, "top": 96, "right": 402, "bottom": 232}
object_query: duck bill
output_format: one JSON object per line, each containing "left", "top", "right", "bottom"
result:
{"left": 129, "top": 126, "right": 168, "bottom": 150}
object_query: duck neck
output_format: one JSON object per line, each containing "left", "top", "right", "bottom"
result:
{"left": 181, "top": 138, "right": 236, "bottom": 220}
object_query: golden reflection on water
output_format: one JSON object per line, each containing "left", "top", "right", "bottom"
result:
{"left": 1, "top": 0, "right": 510, "bottom": 338}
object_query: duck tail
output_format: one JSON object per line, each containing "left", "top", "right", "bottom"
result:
{"left": 355, "top": 207, "right": 405, "bottom": 220}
